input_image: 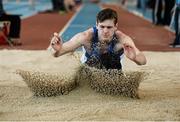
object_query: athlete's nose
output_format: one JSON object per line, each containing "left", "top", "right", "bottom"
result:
{"left": 104, "top": 27, "right": 109, "bottom": 34}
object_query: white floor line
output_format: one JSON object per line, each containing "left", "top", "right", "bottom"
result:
{"left": 58, "top": 5, "right": 84, "bottom": 36}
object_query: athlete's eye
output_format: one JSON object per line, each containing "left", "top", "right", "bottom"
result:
{"left": 107, "top": 26, "right": 112, "bottom": 29}
{"left": 100, "top": 25, "right": 105, "bottom": 28}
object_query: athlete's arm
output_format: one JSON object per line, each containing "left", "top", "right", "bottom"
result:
{"left": 49, "top": 29, "right": 92, "bottom": 57}
{"left": 115, "top": 30, "right": 147, "bottom": 65}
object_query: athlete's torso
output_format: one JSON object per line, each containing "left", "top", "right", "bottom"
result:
{"left": 81, "top": 27, "right": 124, "bottom": 70}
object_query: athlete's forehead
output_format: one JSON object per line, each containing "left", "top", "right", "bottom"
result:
{"left": 97, "top": 19, "right": 116, "bottom": 26}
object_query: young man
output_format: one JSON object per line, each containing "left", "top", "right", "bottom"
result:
{"left": 48, "top": 8, "right": 147, "bottom": 69}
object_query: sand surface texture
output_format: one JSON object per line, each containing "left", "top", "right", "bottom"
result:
{"left": 0, "top": 50, "right": 179, "bottom": 121}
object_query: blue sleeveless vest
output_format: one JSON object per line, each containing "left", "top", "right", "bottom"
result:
{"left": 84, "top": 27, "right": 124, "bottom": 70}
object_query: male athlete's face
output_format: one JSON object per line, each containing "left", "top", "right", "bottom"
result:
{"left": 96, "top": 19, "right": 117, "bottom": 43}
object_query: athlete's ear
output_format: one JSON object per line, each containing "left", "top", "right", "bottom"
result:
{"left": 115, "top": 23, "right": 118, "bottom": 30}
{"left": 96, "top": 21, "right": 98, "bottom": 27}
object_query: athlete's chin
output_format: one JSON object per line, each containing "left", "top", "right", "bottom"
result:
{"left": 102, "top": 37, "right": 110, "bottom": 41}
{"left": 102, "top": 38, "right": 110, "bottom": 41}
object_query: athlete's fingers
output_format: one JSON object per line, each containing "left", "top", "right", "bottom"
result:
{"left": 51, "top": 33, "right": 60, "bottom": 45}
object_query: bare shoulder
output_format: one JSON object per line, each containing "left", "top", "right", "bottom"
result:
{"left": 115, "top": 30, "right": 134, "bottom": 44}
{"left": 115, "top": 30, "right": 127, "bottom": 39}
{"left": 73, "top": 28, "right": 93, "bottom": 46}
{"left": 115, "top": 30, "right": 132, "bottom": 41}
{"left": 80, "top": 28, "right": 93, "bottom": 42}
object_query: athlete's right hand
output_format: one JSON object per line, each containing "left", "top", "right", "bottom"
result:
{"left": 50, "top": 32, "right": 62, "bottom": 52}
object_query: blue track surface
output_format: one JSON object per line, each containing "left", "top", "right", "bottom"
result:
{"left": 59, "top": 3, "right": 101, "bottom": 51}
{"left": 61, "top": 3, "right": 101, "bottom": 41}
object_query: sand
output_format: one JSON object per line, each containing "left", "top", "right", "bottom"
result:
{"left": 0, "top": 49, "right": 180, "bottom": 121}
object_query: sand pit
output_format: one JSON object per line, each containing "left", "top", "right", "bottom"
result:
{"left": 0, "top": 49, "right": 180, "bottom": 121}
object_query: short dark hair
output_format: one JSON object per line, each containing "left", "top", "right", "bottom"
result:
{"left": 96, "top": 8, "right": 118, "bottom": 24}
